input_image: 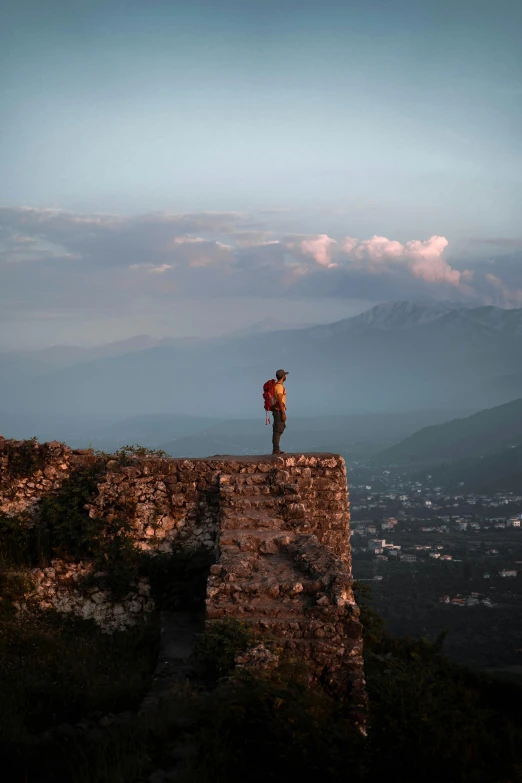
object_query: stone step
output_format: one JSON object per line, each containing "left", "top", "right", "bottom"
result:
{"left": 221, "top": 473, "right": 273, "bottom": 486}
{"left": 220, "top": 528, "right": 294, "bottom": 543}
{"left": 220, "top": 496, "right": 286, "bottom": 510}
{"left": 207, "top": 616, "right": 347, "bottom": 644}
{"left": 220, "top": 484, "right": 275, "bottom": 497}
{"left": 210, "top": 587, "right": 316, "bottom": 607}
{"left": 208, "top": 593, "right": 311, "bottom": 614}
{"left": 220, "top": 510, "right": 286, "bottom": 530}
{"left": 219, "top": 529, "right": 294, "bottom": 551}
{"left": 207, "top": 613, "right": 306, "bottom": 626}
{"left": 220, "top": 496, "right": 286, "bottom": 508}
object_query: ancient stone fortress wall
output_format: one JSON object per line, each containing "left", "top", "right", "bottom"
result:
{"left": 0, "top": 437, "right": 365, "bottom": 706}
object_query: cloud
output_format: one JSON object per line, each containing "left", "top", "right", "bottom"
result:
{"left": 228, "top": 230, "right": 277, "bottom": 247}
{"left": 171, "top": 236, "right": 207, "bottom": 245}
{"left": 484, "top": 273, "right": 522, "bottom": 306}
{"left": 341, "top": 237, "right": 358, "bottom": 254}
{"left": 467, "top": 237, "right": 522, "bottom": 249}
{"left": 290, "top": 234, "right": 338, "bottom": 267}
{"left": 9, "top": 235, "right": 38, "bottom": 246}
{"left": 345, "top": 234, "right": 465, "bottom": 286}
{"left": 129, "top": 263, "right": 172, "bottom": 274}
{"left": 1, "top": 205, "right": 521, "bottom": 316}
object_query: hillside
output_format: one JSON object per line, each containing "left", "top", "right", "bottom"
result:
{"left": 2, "top": 302, "right": 522, "bottom": 420}
{"left": 374, "top": 397, "right": 522, "bottom": 466}
{"left": 416, "top": 437, "right": 522, "bottom": 492}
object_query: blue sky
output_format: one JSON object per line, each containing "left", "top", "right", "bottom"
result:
{"left": 0, "top": 0, "right": 521, "bottom": 347}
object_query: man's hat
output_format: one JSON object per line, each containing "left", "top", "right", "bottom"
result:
{"left": 276, "top": 369, "right": 289, "bottom": 379}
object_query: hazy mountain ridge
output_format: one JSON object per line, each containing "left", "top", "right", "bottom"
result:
{"left": 0, "top": 335, "right": 182, "bottom": 376}
{"left": 375, "top": 397, "right": 522, "bottom": 466}
{"left": 0, "top": 319, "right": 313, "bottom": 375}
{"left": 2, "top": 301, "right": 522, "bottom": 419}
{"left": 156, "top": 409, "right": 468, "bottom": 459}
{"left": 416, "top": 436, "right": 522, "bottom": 493}
{"left": 309, "top": 301, "right": 467, "bottom": 335}
{"left": 307, "top": 301, "right": 522, "bottom": 338}
{"left": 226, "top": 318, "right": 314, "bottom": 338}
{"left": 0, "top": 409, "right": 469, "bottom": 458}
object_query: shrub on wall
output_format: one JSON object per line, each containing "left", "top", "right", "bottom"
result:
{"left": 194, "top": 619, "right": 254, "bottom": 688}
{"left": 2, "top": 438, "right": 51, "bottom": 481}
{"left": 38, "top": 462, "right": 107, "bottom": 561}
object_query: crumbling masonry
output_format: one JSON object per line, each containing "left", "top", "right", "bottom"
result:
{"left": 0, "top": 437, "right": 365, "bottom": 707}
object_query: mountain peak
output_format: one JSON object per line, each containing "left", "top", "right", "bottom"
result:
{"left": 308, "top": 300, "right": 467, "bottom": 336}
{"left": 348, "top": 301, "right": 467, "bottom": 330}
{"left": 309, "top": 300, "right": 522, "bottom": 337}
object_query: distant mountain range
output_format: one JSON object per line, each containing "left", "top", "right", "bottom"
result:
{"left": 417, "top": 437, "right": 522, "bottom": 493}
{"left": 2, "top": 301, "right": 522, "bottom": 421}
{"left": 375, "top": 397, "right": 522, "bottom": 465}
{"left": 0, "top": 319, "right": 311, "bottom": 376}
{"left": 422, "top": 438, "right": 522, "bottom": 495}
{"left": 227, "top": 318, "right": 314, "bottom": 338}
{"left": 155, "top": 409, "right": 468, "bottom": 460}
{"left": 307, "top": 300, "right": 522, "bottom": 337}
{"left": 0, "top": 408, "right": 468, "bottom": 459}
{"left": 372, "top": 396, "right": 522, "bottom": 492}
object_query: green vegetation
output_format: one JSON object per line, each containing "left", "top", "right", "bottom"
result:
{"left": 1, "top": 437, "right": 51, "bottom": 481}
{"left": 3, "top": 437, "right": 522, "bottom": 780}
{"left": 94, "top": 443, "right": 170, "bottom": 464}
{"left": 3, "top": 588, "right": 522, "bottom": 782}
{"left": 0, "top": 545, "right": 214, "bottom": 782}
{"left": 0, "top": 459, "right": 141, "bottom": 596}
{"left": 194, "top": 618, "right": 254, "bottom": 687}
{"left": 190, "top": 663, "right": 365, "bottom": 783}
{"left": 38, "top": 461, "right": 109, "bottom": 561}
{"left": 0, "top": 444, "right": 176, "bottom": 598}
{"left": 0, "top": 608, "right": 159, "bottom": 751}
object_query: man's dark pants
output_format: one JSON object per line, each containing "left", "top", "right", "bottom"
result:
{"left": 272, "top": 408, "right": 286, "bottom": 452}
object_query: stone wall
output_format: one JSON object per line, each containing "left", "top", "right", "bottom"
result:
{"left": 0, "top": 438, "right": 364, "bottom": 706}
{"left": 22, "top": 560, "right": 154, "bottom": 632}
{"left": 206, "top": 457, "right": 365, "bottom": 710}
{"left": 0, "top": 441, "right": 351, "bottom": 560}
{"left": 0, "top": 438, "right": 98, "bottom": 518}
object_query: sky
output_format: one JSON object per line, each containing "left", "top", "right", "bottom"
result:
{"left": 0, "top": 0, "right": 521, "bottom": 349}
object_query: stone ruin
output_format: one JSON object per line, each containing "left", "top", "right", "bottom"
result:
{"left": 0, "top": 436, "right": 366, "bottom": 708}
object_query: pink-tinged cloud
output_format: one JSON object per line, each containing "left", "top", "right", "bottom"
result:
{"left": 299, "top": 234, "right": 338, "bottom": 267}
{"left": 404, "top": 235, "right": 449, "bottom": 258}
{"left": 341, "top": 237, "right": 358, "bottom": 254}
{"left": 353, "top": 235, "right": 404, "bottom": 263}
{"left": 344, "top": 233, "right": 465, "bottom": 286}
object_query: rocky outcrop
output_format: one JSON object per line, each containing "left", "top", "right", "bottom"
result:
{"left": 0, "top": 439, "right": 365, "bottom": 706}
{"left": 206, "top": 460, "right": 366, "bottom": 710}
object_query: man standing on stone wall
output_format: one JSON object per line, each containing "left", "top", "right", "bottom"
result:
{"left": 272, "top": 369, "right": 288, "bottom": 455}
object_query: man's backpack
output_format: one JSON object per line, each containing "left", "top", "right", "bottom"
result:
{"left": 263, "top": 379, "right": 277, "bottom": 413}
